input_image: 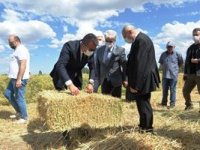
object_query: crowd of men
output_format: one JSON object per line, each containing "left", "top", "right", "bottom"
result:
{"left": 4, "top": 25, "right": 200, "bottom": 134}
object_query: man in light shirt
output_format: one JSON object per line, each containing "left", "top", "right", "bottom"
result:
{"left": 159, "top": 41, "right": 183, "bottom": 108}
{"left": 4, "top": 35, "right": 30, "bottom": 124}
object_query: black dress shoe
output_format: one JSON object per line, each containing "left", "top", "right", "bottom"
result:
{"left": 185, "top": 105, "right": 193, "bottom": 110}
{"left": 62, "top": 130, "right": 70, "bottom": 147}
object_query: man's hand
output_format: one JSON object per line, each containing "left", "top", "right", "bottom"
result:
{"left": 16, "top": 79, "right": 22, "bottom": 88}
{"left": 130, "top": 87, "right": 138, "bottom": 93}
{"left": 123, "top": 81, "right": 128, "bottom": 88}
{"left": 68, "top": 84, "right": 80, "bottom": 95}
{"left": 85, "top": 83, "right": 93, "bottom": 94}
{"left": 183, "top": 74, "right": 187, "bottom": 81}
{"left": 191, "top": 58, "right": 199, "bottom": 64}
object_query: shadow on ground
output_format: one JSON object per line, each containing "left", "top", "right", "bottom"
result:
{"left": 0, "top": 110, "right": 13, "bottom": 120}
{"left": 156, "top": 127, "right": 200, "bottom": 149}
{"left": 22, "top": 120, "right": 153, "bottom": 150}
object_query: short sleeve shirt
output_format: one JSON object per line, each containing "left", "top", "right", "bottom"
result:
{"left": 8, "top": 44, "right": 30, "bottom": 79}
{"left": 159, "top": 51, "right": 183, "bottom": 80}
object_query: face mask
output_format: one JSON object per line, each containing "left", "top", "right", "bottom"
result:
{"left": 106, "top": 42, "right": 114, "bottom": 48}
{"left": 98, "top": 41, "right": 104, "bottom": 47}
{"left": 84, "top": 50, "right": 94, "bottom": 57}
{"left": 125, "top": 38, "right": 133, "bottom": 44}
{"left": 193, "top": 36, "right": 200, "bottom": 44}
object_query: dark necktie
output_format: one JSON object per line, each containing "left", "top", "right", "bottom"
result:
{"left": 104, "top": 48, "right": 112, "bottom": 65}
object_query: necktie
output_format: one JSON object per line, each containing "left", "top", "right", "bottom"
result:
{"left": 104, "top": 48, "right": 112, "bottom": 65}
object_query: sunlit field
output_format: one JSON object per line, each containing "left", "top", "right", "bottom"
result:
{"left": 0, "top": 73, "right": 199, "bottom": 150}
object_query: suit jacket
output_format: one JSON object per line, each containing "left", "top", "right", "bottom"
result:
{"left": 127, "top": 32, "right": 160, "bottom": 94}
{"left": 95, "top": 45, "right": 126, "bottom": 87}
{"left": 50, "top": 40, "right": 95, "bottom": 90}
{"left": 184, "top": 43, "right": 200, "bottom": 75}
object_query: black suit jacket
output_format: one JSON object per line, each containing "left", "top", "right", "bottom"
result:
{"left": 95, "top": 45, "right": 127, "bottom": 87}
{"left": 127, "top": 32, "right": 160, "bottom": 94}
{"left": 50, "top": 40, "right": 95, "bottom": 90}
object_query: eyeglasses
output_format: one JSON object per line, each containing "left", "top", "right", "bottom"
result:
{"left": 105, "top": 39, "right": 115, "bottom": 43}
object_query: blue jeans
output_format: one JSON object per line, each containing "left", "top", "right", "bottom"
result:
{"left": 4, "top": 79, "right": 28, "bottom": 119}
{"left": 161, "top": 78, "right": 177, "bottom": 106}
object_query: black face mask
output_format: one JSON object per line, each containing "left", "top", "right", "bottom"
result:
{"left": 9, "top": 43, "right": 16, "bottom": 49}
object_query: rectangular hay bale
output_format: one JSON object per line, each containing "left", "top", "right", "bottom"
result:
{"left": 37, "top": 90, "right": 122, "bottom": 130}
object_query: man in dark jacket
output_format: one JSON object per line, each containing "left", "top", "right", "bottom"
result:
{"left": 50, "top": 33, "right": 98, "bottom": 95}
{"left": 122, "top": 24, "right": 160, "bottom": 133}
{"left": 95, "top": 30, "right": 127, "bottom": 98}
{"left": 183, "top": 28, "right": 200, "bottom": 110}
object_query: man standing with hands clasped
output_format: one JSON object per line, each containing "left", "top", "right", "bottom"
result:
{"left": 122, "top": 24, "right": 160, "bottom": 133}
{"left": 94, "top": 30, "right": 127, "bottom": 98}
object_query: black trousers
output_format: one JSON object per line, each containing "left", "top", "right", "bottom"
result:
{"left": 101, "top": 79, "right": 122, "bottom": 98}
{"left": 125, "top": 89, "right": 136, "bottom": 102}
{"left": 183, "top": 74, "right": 200, "bottom": 106}
{"left": 135, "top": 93, "right": 153, "bottom": 130}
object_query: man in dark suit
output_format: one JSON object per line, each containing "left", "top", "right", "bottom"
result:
{"left": 93, "top": 32, "right": 105, "bottom": 92}
{"left": 122, "top": 25, "right": 160, "bottom": 133}
{"left": 50, "top": 33, "right": 98, "bottom": 95}
{"left": 95, "top": 30, "right": 127, "bottom": 98}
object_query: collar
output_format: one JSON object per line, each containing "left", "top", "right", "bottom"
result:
{"left": 135, "top": 31, "right": 140, "bottom": 39}
{"left": 165, "top": 50, "right": 174, "bottom": 55}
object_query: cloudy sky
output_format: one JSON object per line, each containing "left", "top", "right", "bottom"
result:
{"left": 0, "top": 0, "right": 200, "bottom": 74}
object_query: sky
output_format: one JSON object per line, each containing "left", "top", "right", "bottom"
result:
{"left": 0, "top": 0, "right": 200, "bottom": 74}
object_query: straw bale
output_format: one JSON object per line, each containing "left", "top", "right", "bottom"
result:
{"left": 38, "top": 90, "right": 122, "bottom": 130}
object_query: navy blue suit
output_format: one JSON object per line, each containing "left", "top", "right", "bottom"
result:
{"left": 50, "top": 40, "right": 95, "bottom": 90}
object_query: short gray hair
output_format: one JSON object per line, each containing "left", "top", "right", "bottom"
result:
{"left": 104, "top": 30, "right": 117, "bottom": 40}
{"left": 121, "top": 24, "right": 135, "bottom": 37}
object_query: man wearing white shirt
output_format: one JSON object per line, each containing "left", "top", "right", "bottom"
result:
{"left": 4, "top": 35, "right": 30, "bottom": 124}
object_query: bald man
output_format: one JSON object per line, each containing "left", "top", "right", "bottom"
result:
{"left": 4, "top": 35, "right": 30, "bottom": 124}
{"left": 122, "top": 25, "right": 160, "bottom": 133}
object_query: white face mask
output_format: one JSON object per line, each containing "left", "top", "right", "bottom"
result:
{"left": 106, "top": 42, "right": 114, "bottom": 48}
{"left": 98, "top": 41, "right": 104, "bottom": 47}
{"left": 84, "top": 50, "right": 94, "bottom": 57}
{"left": 193, "top": 35, "right": 200, "bottom": 44}
{"left": 125, "top": 38, "right": 133, "bottom": 44}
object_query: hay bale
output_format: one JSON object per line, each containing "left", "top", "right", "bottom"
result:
{"left": 38, "top": 90, "right": 122, "bottom": 130}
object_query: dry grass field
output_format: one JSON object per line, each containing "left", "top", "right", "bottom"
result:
{"left": 0, "top": 74, "right": 199, "bottom": 150}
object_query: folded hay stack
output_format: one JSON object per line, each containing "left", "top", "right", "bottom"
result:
{"left": 38, "top": 90, "right": 122, "bottom": 130}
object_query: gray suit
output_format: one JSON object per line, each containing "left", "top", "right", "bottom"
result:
{"left": 95, "top": 44, "right": 126, "bottom": 97}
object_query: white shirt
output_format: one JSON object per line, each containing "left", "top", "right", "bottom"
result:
{"left": 8, "top": 44, "right": 30, "bottom": 79}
